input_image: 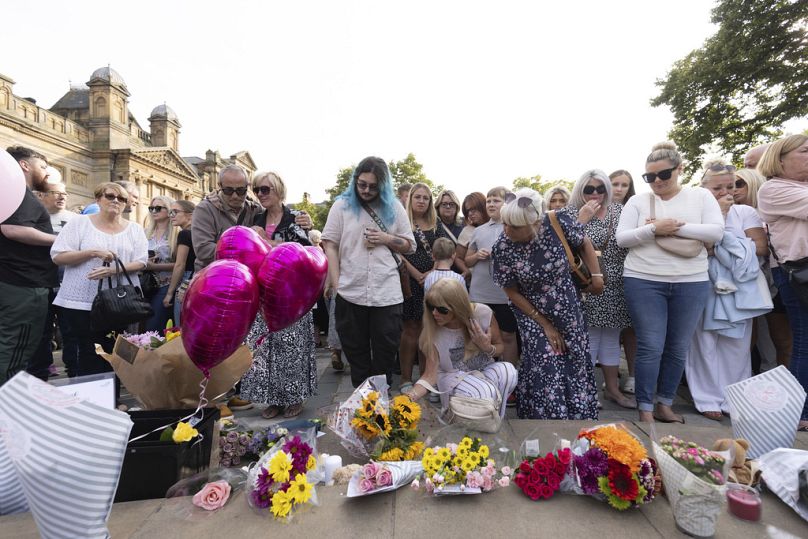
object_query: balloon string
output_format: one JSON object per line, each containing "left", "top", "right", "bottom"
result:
{"left": 128, "top": 377, "right": 212, "bottom": 445}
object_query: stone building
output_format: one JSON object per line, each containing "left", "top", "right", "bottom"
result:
{"left": 0, "top": 66, "right": 256, "bottom": 223}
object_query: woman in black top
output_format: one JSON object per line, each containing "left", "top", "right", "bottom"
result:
{"left": 164, "top": 200, "right": 196, "bottom": 325}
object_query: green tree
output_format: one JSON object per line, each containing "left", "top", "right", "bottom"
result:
{"left": 512, "top": 175, "right": 574, "bottom": 195}
{"left": 389, "top": 153, "right": 444, "bottom": 194}
{"left": 288, "top": 192, "right": 326, "bottom": 231}
{"left": 651, "top": 0, "right": 808, "bottom": 177}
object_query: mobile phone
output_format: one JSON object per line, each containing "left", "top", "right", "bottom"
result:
{"left": 148, "top": 250, "right": 156, "bottom": 258}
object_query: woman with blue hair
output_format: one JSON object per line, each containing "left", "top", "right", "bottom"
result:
{"left": 322, "top": 157, "right": 416, "bottom": 388}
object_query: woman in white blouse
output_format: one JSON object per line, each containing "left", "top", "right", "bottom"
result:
{"left": 51, "top": 182, "right": 148, "bottom": 376}
{"left": 616, "top": 142, "right": 724, "bottom": 424}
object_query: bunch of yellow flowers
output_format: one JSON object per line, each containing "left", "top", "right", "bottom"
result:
{"left": 349, "top": 391, "right": 424, "bottom": 461}
{"left": 421, "top": 436, "right": 490, "bottom": 486}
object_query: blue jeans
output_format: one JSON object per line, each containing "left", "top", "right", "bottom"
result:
{"left": 772, "top": 267, "right": 808, "bottom": 420}
{"left": 624, "top": 277, "right": 710, "bottom": 412}
{"left": 172, "top": 271, "right": 193, "bottom": 326}
{"left": 145, "top": 284, "right": 171, "bottom": 332}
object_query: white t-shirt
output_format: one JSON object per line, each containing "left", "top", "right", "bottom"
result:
{"left": 725, "top": 204, "right": 763, "bottom": 239}
{"left": 52, "top": 216, "right": 149, "bottom": 311}
{"left": 49, "top": 210, "right": 76, "bottom": 234}
{"left": 616, "top": 187, "right": 724, "bottom": 282}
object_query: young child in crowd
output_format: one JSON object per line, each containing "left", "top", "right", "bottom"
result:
{"left": 423, "top": 237, "right": 466, "bottom": 293}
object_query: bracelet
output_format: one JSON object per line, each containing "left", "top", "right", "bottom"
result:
{"left": 487, "top": 344, "right": 496, "bottom": 357}
{"left": 591, "top": 273, "right": 604, "bottom": 277}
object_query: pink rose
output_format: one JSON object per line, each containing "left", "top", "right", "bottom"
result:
{"left": 498, "top": 476, "right": 510, "bottom": 488}
{"left": 482, "top": 475, "right": 493, "bottom": 492}
{"left": 359, "top": 478, "right": 376, "bottom": 493}
{"left": 376, "top": 467, "right": 393, "bottom": 487}
{"left": 410, "top": 479, "right": 420, "bottom": 490}
{"left": 501, "top": 466, "right": 513, "bottom": 476}
{"left": 192, "top": 480, "right": 231, "bottom": 511}
{"left": 363, "top": 462, "right": 380, "bottom": 480}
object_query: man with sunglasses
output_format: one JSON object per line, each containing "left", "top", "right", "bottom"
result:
{"left": 0, "top": 146, "right": 58, "bottom": 386}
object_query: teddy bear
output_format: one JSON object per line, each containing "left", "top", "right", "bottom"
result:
{"left": 712, "top": 438, "right": 760, "bottom": 486}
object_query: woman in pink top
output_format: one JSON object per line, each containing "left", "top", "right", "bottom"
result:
{"left": 757, "top": 134, "right": 808, "bottom": 431}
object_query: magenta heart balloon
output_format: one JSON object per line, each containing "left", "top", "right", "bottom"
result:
{"left": 0, "top": 150, "right": 26, "bottom": 223}
{"left": 257, "top": 244, "right": 328, "bottom": 332}
{"left": 181, "top": 259, "right": 259, "bottom": 377}
{"left": 215, "top": 226, "right": 270, "bottom": 276}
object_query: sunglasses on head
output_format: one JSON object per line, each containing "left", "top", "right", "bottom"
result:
{"left": 426, "top": 302, "right": 450, "bottom": 315}
{"left": 253, "top": 185, "right": 275, "bottom": 196}
{"left": 642, "top": 167, "right": 677, "bottom": 183}
{"left": 148, "top": 205, "right": 166, "bottom": 213}
{"left": 708, "top": 164, "right": 737, "bottom": 174}
{"left": 221, "top": 186, "right": 248, "bottom": 196}
{"left": 103, "top": 193, "right": 128, "bottom": 203}
{"left": 583, "top": 185, "right": 607, "bottom": 195}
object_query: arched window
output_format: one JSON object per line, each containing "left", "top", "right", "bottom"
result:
{"left": 94, "top": 96, "right": 107, "bottom": 117}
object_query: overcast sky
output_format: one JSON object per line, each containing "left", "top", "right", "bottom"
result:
{"left": 4, "top": 1, "right": 800, "bottom": 202}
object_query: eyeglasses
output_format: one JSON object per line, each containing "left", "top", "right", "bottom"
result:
{"left": 168, "top": 209, "right": 189, "bottom": 217}
{"left": 148, "top": 206, "right": 167, "bottom": 213}
{"left": 356, "top": 181, "right": 379, "bottom": 192}
{"left": 642, "top": 167, "right": 677, "bottom": 183}
{"left": 426, "top": 302, "right": 450, "bottom": 315}
{"left": 582, "top": 185, "right": 607, "bottom": 195}
{"left": 464, "top": 207, "right": 481, "bottom": 214}
{"left": 47, "top": 191, "right": 68, "bottom": 197}
{"left": 221, "top": 186, "right": 248, "bottom": 196}
{"left": 103, "top": 193, "right": 128, "bottom": 203}
{"left": 734, "top": 179, "right": 747, "bottom": 189}
{"left": 440, "top": 202, "right": 457, "bottom": 209}
{"left": 253, "top": 186, "right": 275, "bottom": 196}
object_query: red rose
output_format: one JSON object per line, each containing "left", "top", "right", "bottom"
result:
{"left": 539, "top": 484, "right": 554, "bottom": 499}
{"left": 525, "top": 483, "right": 541, "bottom": 501}
{"left": 544, "top": 454, "right": 557, "bottom": 468}
{"left": 514, "top": 473, "right": 526, "bottom": 488}
{"left": 547, "top": 473, "right": 560, "bottom": 490}
{"left": 529, "top": 469, "right": 542, "bottom": 485}
{"left": 534, "top": 459, "right": 549, "bottom": 476}
{"left": 557, "top": 448, "right": 572, "bottom": 465}
{"left": 520, "top": 460, "right": 532, "bottom": 474}
{"left": 555, "top": 461, "right": 567, "bottom": 477}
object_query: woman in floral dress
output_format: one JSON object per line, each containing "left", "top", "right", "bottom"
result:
{"left": 240, "top": 171, "right": 317, "bottom": 419}
{"left": 493, "top": 188, "right": 602, "bottom": 419}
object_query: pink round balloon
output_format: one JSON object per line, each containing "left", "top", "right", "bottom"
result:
{"left": 0, "top": 150, "right": 26, "bottom": 223}
{"left": 215, "top": 226, "right": 270, "bottom": 276}
{"left": 181, "top": 259, "right": 259, "bottom": 377}
{"left": 257, "top": 244, "right": 328, "bottom": 332}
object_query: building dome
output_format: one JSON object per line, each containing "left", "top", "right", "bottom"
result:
{"left": 149, "top": 104, "right": 179, "bottom": 122}
{"left": 89, "top": 66, "right": 127, "bottom": 88}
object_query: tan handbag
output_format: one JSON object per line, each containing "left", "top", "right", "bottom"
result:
{"left": 649, "top": 193, "right": 703, "bottom": 258}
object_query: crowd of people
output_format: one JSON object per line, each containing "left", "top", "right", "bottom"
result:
{"left": 1, "top": 134, "right": 806, "bottom": 432}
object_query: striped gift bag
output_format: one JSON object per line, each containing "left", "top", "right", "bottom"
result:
{"left": 0, "top": 372, "right": 133, "bottom": 539}
{"left": 0, "top": 413, "right": 28, "bottom": 515}
{"left": 725, "top": 366, "right": 806, "bottom": 459}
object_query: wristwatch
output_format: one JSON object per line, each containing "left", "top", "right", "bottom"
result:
{"left": 649, "top": 223, "right": 657, "bottom": 234}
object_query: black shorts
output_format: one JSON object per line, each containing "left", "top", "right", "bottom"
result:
{"left": 485, "top": 303, "right": 518, "bottom": 334}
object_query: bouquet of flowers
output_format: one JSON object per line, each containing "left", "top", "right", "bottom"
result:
{"left": 123, "top": 322, "right": 181, "bottom": 350}
{"left": 218, "top": 430, "right": 253, "bottom": 467}
{"left": 514, "top": 448, "right": 574, "bottom": 501}
{"left": 415, "top": 436, "right": 510, "bottom": 494}
{"left": 571, "top": 424, "right": 658, "bottom": 510}
{"left": 653, "top": 435, "right": 730, "bottom": 537}
{"left": 329, "top": 375, "right": 424, "bottom": 461}
{"left": 166, "top": 467, "right": 249, "bottom": 515}
{"left": 246, "top": 432, "right": 318, "bottom": 520}
{"left": 346, "top": 460, "right": 424, "bottom": 497}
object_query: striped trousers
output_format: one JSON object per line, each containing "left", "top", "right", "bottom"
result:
{"left": 452, "top": 362, "right": 518, "bottom": 418}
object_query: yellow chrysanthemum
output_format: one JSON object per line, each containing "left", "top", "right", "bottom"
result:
{"left": 424, "top": 447, "right": 435, "bottom": 459}
{"left": 460, "top": 458, "right": 476, "bottom": 472}
{"left": 351, "top": 417, "right": 381, "bottom": 440}
{"left": 288, "top": 473, "right": 313, "bottom": 505}
{"left": 437, "top": 447, "right": 451, "bottom": 461}
{"left": 172, "top": 422, "right": 198, "bottom": 443}
{"left": 460, "top": 437, "right": 472, "bottom": 449}
{"left": 306, "top": 454, "right": 317, "bottom": 471}
{"left": 478, "top": 445, "right": 489, "bottom": 459}
{"left": 268, "top": 450, "right": 293, "bottom": 484}
{"left": 270, "top": 489, "right": 293, "bottom": 519}
{"left": 457, "top": 446, "right": 469, "bottom": 458}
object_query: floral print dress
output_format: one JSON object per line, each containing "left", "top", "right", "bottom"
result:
{"left": 403, "top": 224, "right": 448, "bottom": 321}
{"left": 492, "top": 209, "right": 598, "bottom": 420}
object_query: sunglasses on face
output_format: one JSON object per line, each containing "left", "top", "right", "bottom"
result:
{"left": 221, "top": 186, "right": 248, "bottom": 196}
{"left": 253, "top": 185, "right": 275, "bottom": 196}
{"left": 356, "top": 181, "right": 379, "bottom": 192}
{"left": 583, "top": 185, "right": 607, "bottom": 195}
{"left": 735, "top": 179, "right": 747, "bottom": 189}
{"left": 103, "top": 193, "right": 128, "bottom": 203}
{"left": 426, "top": 302, "right": 450, "bottom": 315}
{"left": 148, "top": 206, "right": 167, "bottom": 213}
{"left": 642, "top": 167, "right": 677, "bottom": 183}
{"left": 168, "top": 209, "right": 188, "bottom": 217}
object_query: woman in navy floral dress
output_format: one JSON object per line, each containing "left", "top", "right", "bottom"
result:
{"left": 493, "top": 189, "right": 602, "bottom": 420}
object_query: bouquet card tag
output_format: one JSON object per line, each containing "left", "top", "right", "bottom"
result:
{"left": 434, "top": 485, "right": 481, "bottom": 496}
{"left": 113, "top": 337, "right": 140, "bottom": 365}
{"left": 524, "top": 439, "right": 540, "bottom": 458}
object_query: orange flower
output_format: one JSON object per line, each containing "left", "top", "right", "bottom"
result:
{"left": 586, "top": 426, "right": 647, "bottom": 474}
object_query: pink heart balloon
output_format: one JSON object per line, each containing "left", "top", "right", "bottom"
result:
{"left": 257, "top": 244, "right": 328, "bottom": 332}
{"left": 215, "top": 226, "right": 270, "bottom": 276}
{"left": 181, "top": 259, "right": 259, "bottom": 377}
{"left": 0, "top": 150, "right": 27, "bottom": 223}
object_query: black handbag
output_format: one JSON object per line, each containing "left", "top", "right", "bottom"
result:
{"left": 782, "top": 258, "right": 808, "bottom": 308}
{"left": 139, "top": 270, "right": 160, "bottom": 299}
{"left": 90, "top": 257, "right": 155, "bottom": 333}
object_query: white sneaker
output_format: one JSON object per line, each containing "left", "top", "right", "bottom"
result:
{"left": 623, "top": 376, "right": 635, "bottom": 394}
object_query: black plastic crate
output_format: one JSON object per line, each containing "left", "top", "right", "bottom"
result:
{"left": 115, "top": 407, "right": 220, "bottom": 502}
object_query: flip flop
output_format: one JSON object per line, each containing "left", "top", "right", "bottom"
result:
{"left": 653, "top": 414, "right": 686, "bottom": 424}
{"left": 262, "top": 405, "right": 282, "bottom": 419}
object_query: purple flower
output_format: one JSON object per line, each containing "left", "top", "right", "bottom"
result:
{"left": 250, "top": 488, "right": 271, "bottom": 509}
{"left": 573, "top": 447, "right": 608, "bottom": 496}
{"left": 221, "top": 457, "right": 231, "bottom": 467}
{"left": 226, "top": 431, "right": 239, "bottom": 443}
{"left": 239, "top": 434, "right": 251, "bottom": 446}
{"left": 223, "top": 442, "right": 234, "bottom": 454}
{"left": 237, "top": 445, "right": 247, "bottom": 456}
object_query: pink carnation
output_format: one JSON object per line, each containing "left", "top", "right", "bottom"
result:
{"left": 501, "top": 466, "right": 513, "bottom": 476}
{"left": 498, "top": 476, "right": 510, "bottom": 488}
{"left": 482, "top": 475, "right": 493, "bottom": 492}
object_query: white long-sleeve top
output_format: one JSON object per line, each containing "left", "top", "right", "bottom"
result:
{"left": 52, "top": 216, "right": 149, "bottom": 311}
{"left": 616, "top": 187, "right": 724, "bottom": 282}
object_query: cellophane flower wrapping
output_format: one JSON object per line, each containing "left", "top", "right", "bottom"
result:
{"left": 328, "top": 375, "right": 425, "bottom": 461}
{"left": 653, "top": 433, "right": 731, "bottom": 537}
{"left": 514, "top": 433, "right": 577, "bottom": 501}
{"left": 346, "top": 460, "right": 424, "bottom": 497}
{"left": 246, "top": 426, "right": 322, "bottom": 520}
{"left": 570, "top": 423, "right": 658, "bottom": 510}
{"left": 165, "top": 467, "right": 248, "bottom": 518}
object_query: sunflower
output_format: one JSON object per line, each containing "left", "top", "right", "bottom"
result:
{"left": 392, "top": 395, "right": 422, "bottom": 427}
{"left": 380, "top": 447, "right": 405, "bottom": 461}
{"left": 375, "top": 412, "right": 393, "bottom": 436}
{"left": 351, "top": 417, "right": 381, "bottom": 440}
{"left": 288, "top": 473, "right": 313, "bottom": 505}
